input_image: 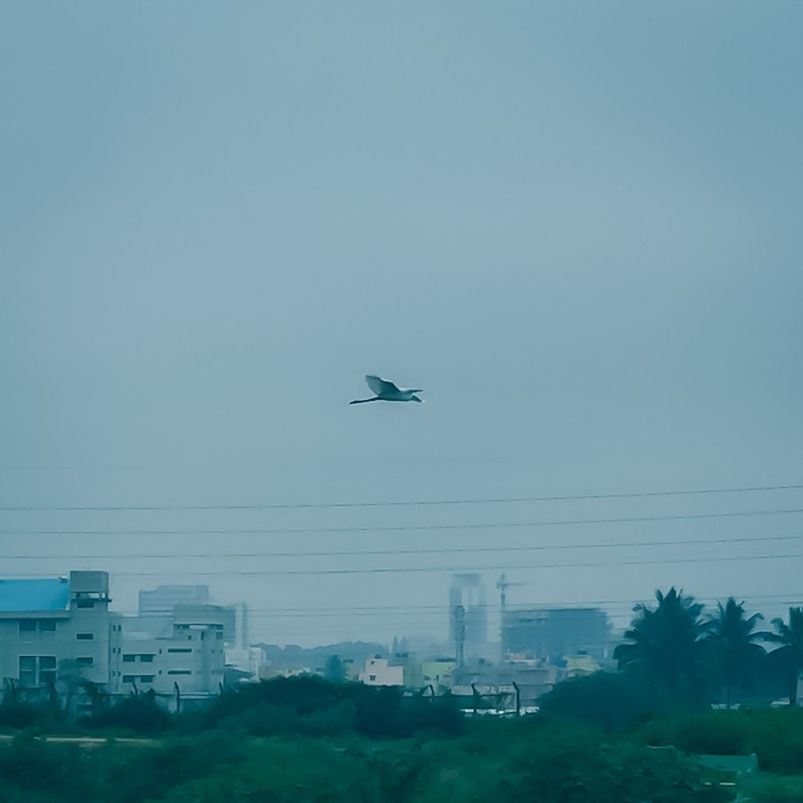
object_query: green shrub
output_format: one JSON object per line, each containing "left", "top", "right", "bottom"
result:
{"left": 637, "top": 708, "right": 803, "bottom": 773}
{"left": 99, "top": 732, "right": 246, "bottom": 803}
{"left": 0, "top": 734, "right": 93, "bottom": 803}
{"left": 355, "top": 687, "right": 463, "bottom": 739}
{"left": 538, "top": 671, "right": 660, "bottom": 731}
{"left": 749, "top": 773, "right": 803, "bottom": 803}
{"left": 217, "top": 699, "right": 356, "bottom": 737}
{"left": 205, "top": 676, "right": 463, "bottom": 739}
{"left": 89, "top": 692, "right": 172, "bottom": 734}
{"left": 0, "top": 701, "right": 42, "bottom": 730}
{"left": 499, "top": 727, "right": 730, "bottom": 803}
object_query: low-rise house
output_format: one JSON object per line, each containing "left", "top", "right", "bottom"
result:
{"left": 359, "top": 656, "right": 404, "bottom": 686}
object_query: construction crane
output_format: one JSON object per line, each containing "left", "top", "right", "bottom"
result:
{"left": 496, "top": 573, "right": 525, "bottom": 614}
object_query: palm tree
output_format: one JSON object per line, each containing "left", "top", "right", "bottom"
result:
{"left": 766, "top": 607, "right": 803, "bottom": 706}
{"left": 614, "top": 587, "right": 711, "bottom": 702}
{"left": 705, "top": 598, "right": 766, "bottom": 708}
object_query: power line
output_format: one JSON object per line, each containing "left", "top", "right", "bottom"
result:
{"left": 3, "top": 532, "right": 801, "bottom": 561}
{"left": 2, "top": 481, "right": 802, "bottom": 513}
{"left": 5, "top": 506, "right": 803, "bottom": 536}
{"left": 114, "top": 599, "right": 803, "bottom": 620}
{"left": 102, "top": 592, "right": 803, "bottom": 618}
{"left": 3, "top": 549, "right": 802, "bottom": 577}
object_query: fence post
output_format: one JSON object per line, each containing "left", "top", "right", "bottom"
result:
{"left": 471, "top": 683, "right": 480, "bottom": 717}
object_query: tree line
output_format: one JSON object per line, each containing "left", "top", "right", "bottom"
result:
{"left": 611, "top": 588, "right": 803, "bottom": 709}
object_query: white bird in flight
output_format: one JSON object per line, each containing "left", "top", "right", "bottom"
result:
{"left": 349, "top": 375, "right": 424, "bottom": 405}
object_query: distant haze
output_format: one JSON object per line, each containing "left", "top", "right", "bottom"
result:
{"left": 2, "top": 2, "right": 802, "bottom": 646}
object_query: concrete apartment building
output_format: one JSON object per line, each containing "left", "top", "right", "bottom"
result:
{"left": 115, "top": 604, "right": 227, "bottom": 699}
{"left": 0, "top": 571, "right": 225, "bottom": 709}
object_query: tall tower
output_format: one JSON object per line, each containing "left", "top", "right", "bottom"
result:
{"left": 448, "top": 574, "right": 487, "bottom": 661}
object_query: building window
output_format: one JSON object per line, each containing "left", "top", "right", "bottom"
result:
{"left": 76, "top": 657, "right": 94, "bottom": 667}
{"left": 122, "top": 654, "right": 136, "bottom": 663}
{"left": 19, "top": 656, "right": 57, "bottom": 687}
{"left": 19, "top": 656, "right": 36, "bottom": 686}
{"left": 76, "top": 600, "right": 94, "bottom": 609}
{"left": 167, "top": 670, "right": 192, "bottom": 676}
{"left": 139, "top": 654, "right": 155, "bottom": 663}
{"left": 167, "top": 648, "right": 192, "bottom": 654}
{"left": 20, "top": 620, "right": 58, "bottom": 638}
{"left": 122, "top": 675, "right": 137, "bottom": 684}
{"left": 76, "top": 633, "right": 94, "bottom": 641}
{"left": 139, "top": 675, "right": 155, "bottom": 683}
{"left": 39, "top": 656, "right": 56, "bottom": 685}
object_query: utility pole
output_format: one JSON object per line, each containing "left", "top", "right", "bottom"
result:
{"left": 512, "top": 681, "right": 521, "bottom": 717}
{"left": 496, "top": 573, "right": 524, "bottom": 663}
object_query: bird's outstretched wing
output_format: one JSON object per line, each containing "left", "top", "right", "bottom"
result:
{"left": 366, "top": 375, "right": 399, "bottom": 395}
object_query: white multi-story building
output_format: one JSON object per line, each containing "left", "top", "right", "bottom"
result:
{"left": 0, "top": 571, "right": 120, "bottom": 704}
{"left": 112, "top": 604, "right": 227, "bottom": 699}
{"left": 0, "top": 571, "right": 224, "bottom": 709}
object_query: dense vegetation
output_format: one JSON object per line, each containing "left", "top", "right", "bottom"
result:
{"left": 3, "top": 677, "right": 803, "bottom": 802}
{"left": 1, "top": 589, "right": 802, "bottom": 801}
{"left": 0, "top": 718, "right": 741, "bottom": 803}
{"left": 612, "top": 589, "right": 801, "bottom": 709}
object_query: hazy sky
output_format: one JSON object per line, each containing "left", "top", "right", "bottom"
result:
{"left": 2, "top": 2, "right": 802, "bottom": 647}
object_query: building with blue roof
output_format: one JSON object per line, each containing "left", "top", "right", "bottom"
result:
{"left": 0, "top": 571, "right": 118, "bottom": 697}
{"left": 0, "top": 571, "right": 227, "bottom": 712}
{"left": 0, "top": 578, "right": 70, "bottom": 614}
